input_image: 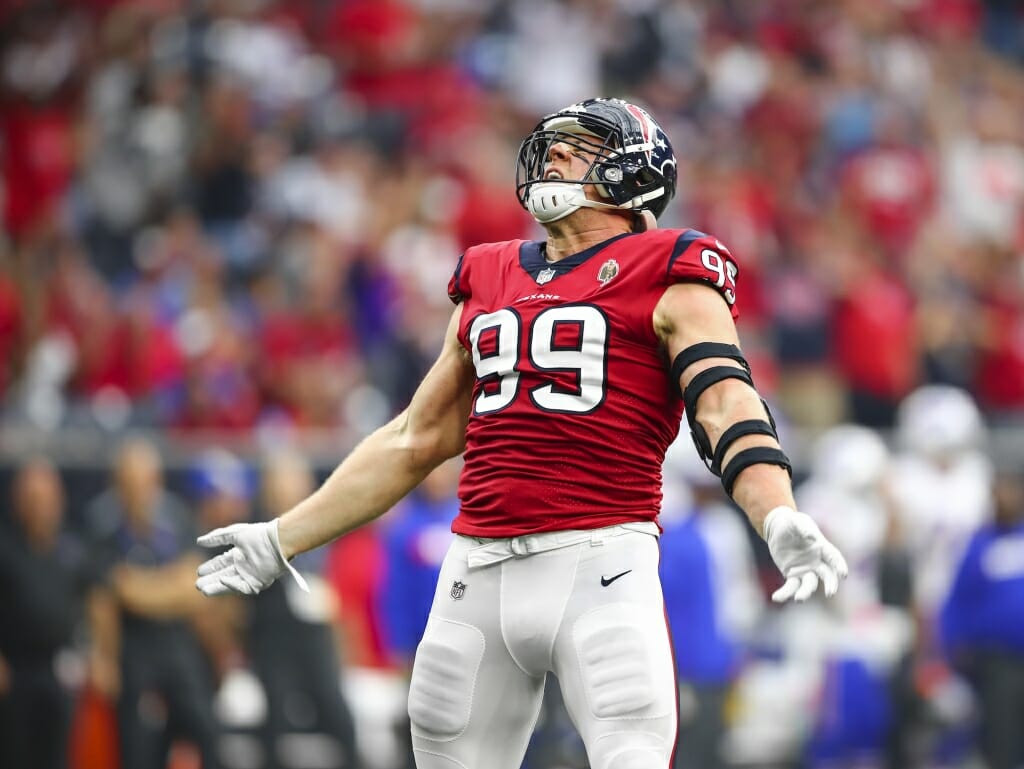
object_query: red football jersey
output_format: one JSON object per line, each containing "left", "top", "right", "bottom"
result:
{"left": 447, "top": 228, "right": 739, "bottom": 537}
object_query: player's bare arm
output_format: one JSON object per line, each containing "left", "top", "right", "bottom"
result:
{"left": 195, "top": 305, "right": 475, "bottom": 596}
{"left": 276, "top": 304, "right": 475, "bottom": 558}
{"left": 654, "top": 281, "right": 794, "bottom": 535}
{"left": 654, "top": 281, "right": 848, "bottom": 602}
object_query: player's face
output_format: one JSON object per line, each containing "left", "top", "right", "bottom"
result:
{"left": 544, "top": 140, "right": 604, "bottom": 201}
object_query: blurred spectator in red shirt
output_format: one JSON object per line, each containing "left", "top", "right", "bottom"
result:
{"left": 831, "top": 231, "right": 919, "bottom": 426}
{"left": 688, "top": 160, "right": 774, "bottom": 326}
{"left": 0, "top": 264, "right": 24, "bottom": 398}
{"left": 1, "top": 104, "right": 76, "bottom": 241}
{"left": 911, "top": 0, "right": 983, "bottom": 43}
{"left": 0, "top": 4, "right": 84, "bottom": 242}
{"left": 451, "top": 133, "right": 534, "bottom": 253}
{"left": 257, "top": 233, "right": 363, "bottom": 427}
{"left": 324, "top": 524, "right": 391, "bottom": 671}
{"left": 839, "top": 104, "right": 936, "bottom": 259}
{"left": 973, "top": 243, "right": 1024, "bottom": 411}
{"left": 45, "top": 245, "right": 130, "bottom": 398}
{"left": 42, "top": 242, "right": 184, "bottom": 422}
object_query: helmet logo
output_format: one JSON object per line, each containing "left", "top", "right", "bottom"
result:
{"left": 625, "top": 103, "right": 656, "bottom": 155}
{"left": 597, "top": 259, "right": 619, "bottom": 286}
{"left": 536, "top": 268, "right": 556, "bottom": 285}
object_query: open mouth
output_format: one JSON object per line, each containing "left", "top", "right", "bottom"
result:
{"left": 544, "top": 169, "right": 564, "bottom": 180}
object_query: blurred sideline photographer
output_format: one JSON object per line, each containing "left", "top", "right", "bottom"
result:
{"left": 0, "top": 457, "right": 87, "bottom": 769}
{"left": 85, "top": 436, "right": 220, "bottom": 769}
{"left": 195, "top": 97, "right": 847, "bottom": 769}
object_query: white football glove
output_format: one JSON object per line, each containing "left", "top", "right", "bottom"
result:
{"left": 196, "top": 519, "right": 308, "bottom": 597}
{"left": 763, "top": 506, "right": 848, "bottom": 603}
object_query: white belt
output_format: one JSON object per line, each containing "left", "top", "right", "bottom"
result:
{"left": 464, "top": 521, "right": 659, "bottom": 569}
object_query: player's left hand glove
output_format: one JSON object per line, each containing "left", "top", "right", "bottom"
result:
{"left": 195, "top": 520, "right": 308, "bottom": 596}
{"left": 763, "top": 505, "right": 848, "bottom": 603}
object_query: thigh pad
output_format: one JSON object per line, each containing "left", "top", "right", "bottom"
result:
{"left": 573, "top": 603, "right": 675, "bottom": 721}
{"left": 408, "top": 618, "right": 485, "bottom": 742}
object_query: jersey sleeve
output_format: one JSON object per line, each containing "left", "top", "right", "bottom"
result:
{"left": 447, "top": 252, "right": 469, "bottom": 304}
{"left": 665, "top": 230, "right": 740, "bottom": 319}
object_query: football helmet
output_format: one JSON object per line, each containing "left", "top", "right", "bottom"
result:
{"left": 896, "top": 385, "right": 985, "bottom": 458}
{"left": 810, "top": 424, "right": 890, "bottom": 491}
{"left": 515, "top": 98, "right": 678, "bottom": 224}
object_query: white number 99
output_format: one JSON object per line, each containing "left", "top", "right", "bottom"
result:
{"left": 700, "top": 248, "right": 737, "bottom": 304}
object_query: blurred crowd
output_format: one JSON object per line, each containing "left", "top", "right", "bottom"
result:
{"left": 2, "top": 0, "right": 1024, "bottom": 768}
{"left": 2, "top": 0, "right": 1024, "bottom": 437}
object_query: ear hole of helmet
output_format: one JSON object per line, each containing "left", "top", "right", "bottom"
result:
{"left": 594, "top": 163, "right": 623, "bottom": 184}
{"left": 635, "top": 167, "right": 655, "bottom": 186}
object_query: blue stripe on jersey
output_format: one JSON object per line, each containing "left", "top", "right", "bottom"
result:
{"left": 666, "top": 229, "right": 708, "bottom": 276}
{"left": 449, "top": 252, "right": 467, "bottom": 303}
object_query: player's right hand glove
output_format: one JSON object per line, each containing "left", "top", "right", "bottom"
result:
{"left": 763, "top": 505, "right": 848, "bottom": 603}
{"left": 195, "top": 519, "right": 308, "bottom": 596}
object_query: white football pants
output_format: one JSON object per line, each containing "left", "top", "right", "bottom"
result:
{"left": 407, "top": 523, "right": 678, "bottom": 769}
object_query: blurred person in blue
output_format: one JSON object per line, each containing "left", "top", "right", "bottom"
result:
{"left": 378, "top": 460, "right": 459, "bottom": 769}
{"left": 940, "top": 468, "right": 1024, "bottom": 769}
{"left": 380, "top": 460, "right": 460, "bottom": 665}
{"left": 660, "top": 444, "right": 764, "bottom": 769}
{"left": 84, "top": 436, "right": 221, "bottom": 769}
{"left": 0, "top": 456, "right": 87, "bottom": 769}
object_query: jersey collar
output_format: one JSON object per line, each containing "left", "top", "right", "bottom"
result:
{"left": 519, "top": 233, "right": 633, "bottom": 284}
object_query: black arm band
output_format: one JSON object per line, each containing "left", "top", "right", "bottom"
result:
{"left": 682, "top": 365, "right": 755, "bottom": 417}
{"left": 711, "top": 419, "right": 779, "bottom": 475}
{"left": 670, "top": 342, "right": 750, "bottom": 397}
{"left": 682, "top": 365, "right": 755, "bottom": 467}
{"left": 721, "top": 447, "right": 792, "bottom": 497}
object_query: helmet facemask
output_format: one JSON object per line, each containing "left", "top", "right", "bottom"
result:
{"left": 515, "top": 122, "right": 621, "bottom": 223}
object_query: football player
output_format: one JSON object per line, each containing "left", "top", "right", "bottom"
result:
{"left": 196, "top": 98, "right": 847, "bottom": 769}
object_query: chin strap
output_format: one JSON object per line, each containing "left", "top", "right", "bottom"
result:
{"left": 526, "top": 182, "right": 617, "bottom": 223}
{"left": 526, "top": 182, "right": 664, "bottom": 225}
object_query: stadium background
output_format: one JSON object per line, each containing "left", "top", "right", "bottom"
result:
{"left": 1, "top": 1, "right": 1023, "bottom": 768}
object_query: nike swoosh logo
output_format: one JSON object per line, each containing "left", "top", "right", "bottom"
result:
{"left": 600, "top": 570, "right": 632, "bottom": 587}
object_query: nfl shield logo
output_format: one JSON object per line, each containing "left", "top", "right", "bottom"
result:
{"left": 597, "top": 259, "right": 619, "bottom": 286}
{"left": 450, "top": 580, "right": 467, "bottom": 600}
{"left": 536, "top": 268, "right": 556, "bottom": 285}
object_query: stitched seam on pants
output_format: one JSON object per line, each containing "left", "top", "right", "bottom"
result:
{"left": 594, "top": 730, "right": 671, "bottom": 769}
{"left": 545, "top": 543, "right": 583, "bottom": 673}
{"left": 499, "top": 560, "right": 538, "bottom": 677}
{"left": 412, "top": 747, "right": 471, "bottom": 768}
